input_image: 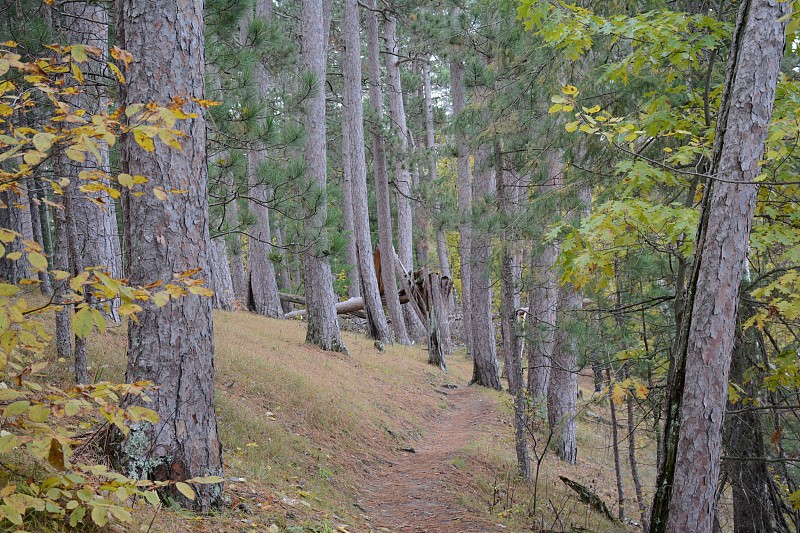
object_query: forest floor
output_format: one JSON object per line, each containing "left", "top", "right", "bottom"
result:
{"left": 360, "top": 386, "right": 506, "bottom": 532}
{"left": 36, "top": 306, "right": 645, "bottom": 532}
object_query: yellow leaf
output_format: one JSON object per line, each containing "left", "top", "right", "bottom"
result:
{"left": 5, "top": 252, "right": 21, "bottom": 261}
{"left": 65, "top": 146, "right": 85, "bottom": 162}
{"left": 107, "top": 62, "right": 125, "bottom": 84}
{"left": 562, "top": 84, "right": 579, "bottom": 96}
{"left": 175, "top": 482, "right": 195, "bottom": 501}
{"left": 565, "top": 121, "right": 579, "bottom": 133}
{"left": 23, "top": 150, "right": 46, "bottom": 165}
{"left": 125, "top": 104, "right": 144, "bottom": 118}
{"left": 548, "top": 103, "right": 562, "bottom": 113}
{"left": 134, "top": 129, "right": 154, "bottom": 152}
{"left": 153, "top": 187, "right": 167, "bottom": 201}
{"left": 117, "top": 173, "right": 134, "bottom": 189}
{"left": 158, "top": 129, "right": 182, "bottom": 150}
{"left": 188, "top": 286, "right": 213, "bottom": 297}
{"left": 0, "top": 103, "right": 13, "bottom": 116}
{"left": 71, "top": 62, "right": 84, "bottom": 84}
{"left": 32, "top": 133, "right": 54, "bottom": 152}
{"left": 153, "top": 291, "right": 170, "bottom": 307}
{"left": 0, "top": 229, "right": 16, "bottom": 243}
{"left": 611, "top": 384, "right": 626, "bottom": 406}
{"left": 0, "top": 59, "right": 8, "bottom": 76}
{"left": 27, "top": 252, "right": 48, "bottom": 272}
{"left": 72, "top": 307, "right": 93, "bottom": 339}
{"left": 586, "top": 104, "right": 601, "bottom": 113}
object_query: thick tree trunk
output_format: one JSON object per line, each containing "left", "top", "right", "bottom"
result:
{"left": 0, "top": 190, "right": 33, "bottom": 284}
{"left": 300, "top": 0, "right": 346, "bottom": 352}
{"left": 469, "top": 147, "right": 501, "bottom": 389}
{"left": 117, "top": 0, "right": 223, "bottom": 510}
{"left": 341, "top": 0, "right": 391, "bottom": 343}
{"left": 652, "top": 1, "right": 790, "bottom": 531}
{"left": 340, "top": 125, "right": 361, "bottom": 299}
{"left": 450, "top": 55, "right": 473, "bottom": 357}
{"left": 365, "top": 0, "right": 410, "bottom": 345}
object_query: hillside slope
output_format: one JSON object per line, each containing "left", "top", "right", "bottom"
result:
{"left": 51, "top": 310, "right": 640, "bottom": 532}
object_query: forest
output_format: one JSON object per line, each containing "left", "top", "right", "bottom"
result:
{"left": 0, "top": 0, "right": 798, "bottom": 531}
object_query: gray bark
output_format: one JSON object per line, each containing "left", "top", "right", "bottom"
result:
{"left": 26, "top": 176, "right": 52, "bottom": 295}
{"left": 300, "top": 0, "right": 346, "bottom": 352}
{"left": 63, "top": 3, "right": 123, "bottom": 321}
{"left": 469, "top": 147, "right": 501, "bottom": 389}
{"left": 548, "top": 281, "right": 580, "bottom": 464}
{"left": 365, "top": 0, "right": 410, "bottom": 345}
{"left": 654, "top": 1, "right": 790, "bottom": 531}
{"left": 384, "top": 17, "right": 425, "bottom": 340}
{"left": 117, "top": 0, "right": 223, "bottom": 509}
{"left": 52, "top": 196, "right": 72, "bottom": 360}
{"left": 244, "top": 0, "right": 283, "bottom": 318}
{"left": 450, "top": 55, "right": 473, "bottom": 357}
{"left": 210, "top": 237, "right": 235, "bottom": 311}
{"left": 341, "top": 109, "right": 361, "bottom": 299}
{"left": 341, "top": 0, "right": 391, "bottom": 342}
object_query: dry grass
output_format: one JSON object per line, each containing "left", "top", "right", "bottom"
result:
{"left": 27, "top": 304, "right": 657, "bottom": 532}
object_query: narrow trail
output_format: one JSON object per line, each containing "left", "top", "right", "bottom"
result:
{"left": 360, "top": 386, "right": 505, "bottom": 532}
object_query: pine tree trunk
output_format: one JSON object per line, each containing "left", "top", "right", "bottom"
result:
{"left": 607, "top": 368, "right": 626, "bottom": 521}
{"left": 224, "top": 171, "right": 247, "bottom": 305}
{"left": 26, "top": 176, "right": 52, "bottom": 295}
{"left": 384, "top": 17, "right": 425, "bottom": 341}
{"left": 450, "top": 54, "right": 473, "bottom": 357}
{"left": 63, "top": 188, "right": 88, "bottom": 385}
{"left": 652, "top": 1, "right": 790, "bottom": 530}
{"left": 52, "top": 193, "right": 72, "bottom": 359}
{"left": 627, "top": 368, "right": 649, "bottom": 532}
{"left": 548, "top": 282, "right": 580, "bottom": 464}
{"left": 527, "top": 151, "right": 560, "bottom": 400}
{"left": 210, "top": 237, "right": 235, "bottom": 311}
{"left": 244, "top": 0, "right": 283, "bottom": 318}
{"left": 340, "top": 125, "right": 361, "bottom": 299}
{"left": 365, "top": 0, "right": 410, "bottom": 345}
{"left": 61, "top": 3, "right": 123, "bottom": 321}
{"left": 341, "top": 0, "right": 391, "bottom": 343}
{"left": 116, "top": 0, "right": 223, "bottom": 510}
{"left": 300, "top": 0, "right": 346, "bottom": 352}
{"left": 469, "top": 147, "right": 501, "bottom": 389}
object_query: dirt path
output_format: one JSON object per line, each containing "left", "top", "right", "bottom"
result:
{"left": 360, "top": 385, "right": 505, "bottom": 532}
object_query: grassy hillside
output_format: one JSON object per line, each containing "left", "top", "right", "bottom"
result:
{"left": 38, "top": 309, "right": 650, "bottom": 532}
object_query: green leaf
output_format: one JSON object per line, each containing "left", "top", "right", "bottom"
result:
{"left": 187, "top": 475, "right": 223, "bottom": 484}
{"left": 4, "top": 400, "right": 29, "bottom": 417}
{"left": 91, "top": 505, "right": 108, "bottom": 527}
{"left": 69, "top": 505, "right": 86, "bottom": 527}
{"left": 27, "top": 251, "right": 48, "bottom": 272}
{"left": 72, "top": 308, "right": 93, "bottom": 339}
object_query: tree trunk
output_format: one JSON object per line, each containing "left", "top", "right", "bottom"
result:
{"left": 365, "top": 0, "right": 410, "bottom": 345}
{"left": 27, "top": 176, "right": 52, "bottom": 295}
{"left": 652, "top": 1, "right": 790, "bottom": 531}
{"left": 607, "top": 368, "right": 626, "bottom": 521}
{"left": 341, "top": 0, "right": 391, "bottom": 343}
{"left": 450, "top": 53, "right": 473, "bottom": 357}
{"left": 469, "top": 147, "right": 501, "bottom": 389}
{"left": 52, "top": 196, "right": 72, "bottom": 360}
{"left": 527, "top": 151, "right": 560, "bottom": 400}
{"left": 548, "top": 282, "right": 580, "bottom": 464}
{"left": 224, "top": 172, "right": 247, "bottom": 305}
{"left": 117, "top": 0, "right": 223, "bottom": 510}
{"left": 210, "top": 237, "right": 235, "bottom": 311}
{"left": 627, "top": 368, "right": 649, "bottom": 532}
{"left": 340, "top": 123, "right": 361, "bottom": 299}
{"left": 299, "top": 0, "right": 346, "bottom": 352}
{"left": 244, "top": 0, "right": 283, "bottom": 319}
{"left": 63, "top": 3, "right": 123, "bottom": 322}
{"left": 63, "top": 188, "right": 88, "bottom": 385}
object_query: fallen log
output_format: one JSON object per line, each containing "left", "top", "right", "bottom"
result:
{"left": 283, "top": 296, "right": 367, "bottom": 319}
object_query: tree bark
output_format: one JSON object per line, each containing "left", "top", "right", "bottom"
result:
{"left": 340, "top": 122, "right": 361, "bottom": 299}
{"left": 527, "top": 150, "right": 560, "bottom": 400}
{"left": 62, "top": 2, "right": 123, "bottom": 322}
{"left": 450, "top": 53, "right": 473, "bottom": 357}
{"left": 548, "top": 282, "right": 580, "bottom": 464}
{"left": 469, "top": 147, "right": 501, "bottom": 389}
{"left": 300, "top": 0, "right": 346, "bottom": 352}
{"left": 210, "top": 237, "right": 235, "bottom": 311}
{"left": 365, "top": 0, "right": 410, "bottom": 345}
{"left": 117, "top": 0, "right": 223, "bottom": 510}
{"left": 341, "top": 0, "right": 392, "bottom": 343}
{"left": 651, "top": 1, "right": 790, "bottom": 531}
{"left": 26, "top": 176, "right": 52, "bottom": 295}
{"left": 244, "top": 0, "right": 283, "bottom": 318}
{"left": 384, "top": 16, "right": 426, "bottom": 341}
